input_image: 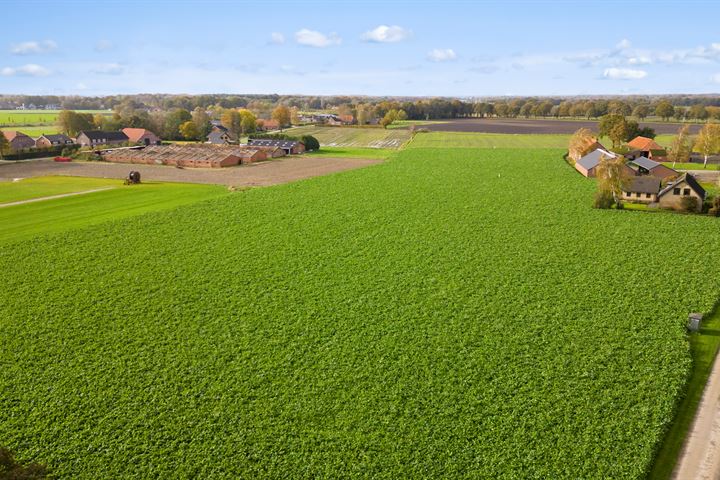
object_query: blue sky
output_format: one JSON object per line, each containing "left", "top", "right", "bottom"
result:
{"left": 2, "top": 0, "right": 720, "bottom": 97}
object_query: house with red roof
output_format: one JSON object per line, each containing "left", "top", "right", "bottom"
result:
{"left": 122, "top": 128, "right": 161, "bottom": 146}
{"left": 2, "top": 131, "right": 36, "bottom": 151}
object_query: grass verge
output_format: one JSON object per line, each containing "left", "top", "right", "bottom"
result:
{"left": 649, "top": 305, "right": 720, "bottom": 479}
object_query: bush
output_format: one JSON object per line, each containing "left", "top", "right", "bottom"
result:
{"left": 0, "top": 446, "right": 49, "bottom": 479}
{"left": 300, "top": 135, "right": 320, "bottom": 151}
{"left": 680, "top": 196, "right": 699, "bottom": 212}
{"left": 708, "top": 197, "right": 720, "bottom": 216}
{"left": 593, "top": 190, "right": 615, "bottom": 209}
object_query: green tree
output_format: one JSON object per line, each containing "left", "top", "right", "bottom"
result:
{"left": 179, "top": 121, "right": 200, "bottom": 141}
{"left": 693, "top": 123, "right": 720, "bottom": 168}
{"left": 0, "top": 132, "right": 9, "bottom": 159}
{"left": 598, "top": 114, "right": 628, "bottom": 148}
{"left": 396, "top": 109, "right": 408, "bottom": 121}
{"left": 238, "top": 109, "right": 257, "bottom": 135}
{"left": 191, "top": 107, "right": 212, "bottom": 139}
{"left": 689, "top": 104, "right": 709, "bottom": 121}
{"left": 380, "top": 109, "right": 399, "bottom": 129}
{"left": 271, "top": 105, "right": 291, "bottom": 131}
{"left": 57, "top": 110, "right": 93, "bottom": 137}
{"left": 163, "top": 108, "right": 192, "bottom": 140}
{"left": 668, "top": 125, "right": 691, "bottom": 168}
{"left": 655, "top": 100, "right": 675, "bottom": 121}
{"left": 596, "top": 153, "right": 631, "bottom": 206}
{"left": 632, "top": 105, "right": 650, "bottom": 120}
{"left": 220, "top": 110, "right": 242, "bottom": 141}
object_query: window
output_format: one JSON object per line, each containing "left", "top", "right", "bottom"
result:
{"left": 636, "top": 192, "right": 641, "bottom": 198}
{"left": 646, "top": 193, "right": 651, "bottom": 199}
{"left": 673, "top": 188, "right": 681, "bottom": 195}
{"left": 683, "top": 188, "right": 691, "bottom": 196}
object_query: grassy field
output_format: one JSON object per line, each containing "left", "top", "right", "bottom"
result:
{"left": 0, "top": 109, "right": 110, "bottom": 126}
{"left": 1, "top": 125, "right": 61, "bottom": 136}
{"left": 0, "top": 176, "right": 121, "bottom": 204}
{"left": 302, "top": 146, "right": 396, "bottom": 160}
{"left": 409, "top": 131, "right": 572, "bottom": 148}
{"left": 285, "top": 125, "right": 412, "bottom": 148}
{"left": 663, "top": 162, "right": 720, "bottom": 171}
{"left": 0, "top": 179, "right": 227, "bottom": 244}
{"left": 2, "top": 145, "right": 720, "bottom": 478}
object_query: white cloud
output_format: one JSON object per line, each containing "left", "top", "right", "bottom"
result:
{"left": 295, "top": 29, "right": 341, "bottom": 48}
{"left": 95, "top": 40, "right": 114, "bottom": 52}
{"left": 361, "top": 25, "right": 412, "bottom": 43}
{"left": 92, "top": 63, "right": 125, "bottom": 75}
{"left": 1, "top": 64, "right": 51, "bottom": 76}
{"left": 10, "top": 40, "right": 57, "bottom": 55}
{"left": 616, "top": 39, "right": 631, "bottom": 50}
{"left": 603, "top": 67, "right": 647, "bottom": 80}
{"left": 627, "top": 56, "right": 652, "bottom": 65}
{"left": 427, "top": 48, "right": 457, "bottom": 62}
{"left": 270, "top": 32, "right": 285, "bottom": 45}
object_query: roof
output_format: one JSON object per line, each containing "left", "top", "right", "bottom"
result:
{"left": 628, "top": 156, "right": 660, "bottom": 171}
{"left": 627, "top": 136, "right": 664, "bottom": 151}
{"left": 3, "top": 131, "right": 31, "bottom": 141}
{"left": 40, "top": 133, "right": 72, "bottom": 142}
{"left": 122, "top": 128, "right": 157, "bottom": 142}
{"left": 248, "top": 139, "right": 303, "bottom": 149}
{"left": 78, "top": 130, "right": 129, "bottom": 142}
{"left": 576, "top": 148, "right": 617, "bottom": 171}
{"left": 623, "top": 176, "right": 660, "bottom": 194}
{"left": 659, "top": 173, "right": 707, "bottom": 199}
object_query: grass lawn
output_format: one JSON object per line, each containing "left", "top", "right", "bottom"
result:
{"left": 284, "top": 125, "right": 412, "bottom": 149}
{"left": 0, "top": 110, "right": 111, "bottom": 127}
{"left": 0, "top": 180, "right": 227, "bottom": 244}
{"left": 649, "top": 305, "right": 720, "bottom": 480}
{"left": 662, "top": 162, "right": 720, "bottom": 171}
{"left": 409, "top": 131, "right": 572, "bottom": 149}
{"left": 302, "top": 146, "right": 396, "bottom": 160}
{"left": 1, "top": 125, "right": 62, "bottom": 136}
{"left": 0, "top": 176, "right": 121, "bottom": 204}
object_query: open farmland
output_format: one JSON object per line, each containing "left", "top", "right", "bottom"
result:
{"left": 0, "top": 109, "right": 111, "bottom": 126}
{"left": 426, "top": 117, "right": 703, "bottom": 135}
{"left": 1, "top": 145, "right": 720, "bottom": 478}
{"left": 286, "top": 125, "right": 412, "bottom": 148}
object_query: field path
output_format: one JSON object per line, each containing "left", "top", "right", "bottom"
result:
{"left": 0, "top": 187, "right": 115, "bottom": 208}
{"left": 673, "top": 354, "right": 720, "bottom": 479}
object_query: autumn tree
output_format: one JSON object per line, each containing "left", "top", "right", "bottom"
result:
{"left": 655, "top": 100, "right": 675, "bottom": 121}
{"left": 220, "top": 110, "right": 242, "bottom": 140}
{"left": 598, "top": 114, "right": 628, "bottom": 148}
{"left": 163, "top": 108, "right": 192, "bottom": 141}
{"left": 356, "top": 105, "right": 370, "bottom": 125}
{"left": 191, "top": 107, "right": 211, "bottom": 139}
{"left": 689, "top": 104, "right": 709, "bottom": 121}
{"left": 0, "top": 132, "right": 9, "bottom": 159}
{"left": 668, "top": 125, "right": 691, "bottom": 168}
{"left": 595, "top": 154, "right": 631, "bottom": 207}
{"left": 179, "top": 121, "right": 200, "bottom": 141}
{"left": 271, "top": 105, "right": 291, "bottom": 130}
{"left": 57, "top": 110, "right": 93, "bottom": 136}
{"left": 238, "top": 109, "right": 257, "bottom": 135}
{"left": 693, "top": 123, "right": 720, "bottom": 168}
{"left": 632, "top": 105, "right": 649, "bottom": 120}
{"left": 380, "top": 109, "right": 399, "bottom": 129}
{"left": 568, "top": 128, "right": 597, "bottom": 163}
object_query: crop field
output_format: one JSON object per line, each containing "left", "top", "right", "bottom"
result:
{"left": 285, "top": 125, "right": 412, "bottom": 148}
{"left": 2, "top": 145, "right": 720, "bottom": 478}
{"left": 0, "top": 179, "right": 226, "bottom": 244}
{"left": 426, "top": 118, "right": 703, "bottom": 135}
{"left": 1, "top": 125, "right": 62, "bottom": 136}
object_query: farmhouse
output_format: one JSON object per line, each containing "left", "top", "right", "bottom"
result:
{"left": 574, "top": 148, "right": 618, "bottom": 177}
{"left": 248, "top": 139, "right": 305, "bottom": 155}
{"left": 657, "top": 173, "right": 706, "bottom": 212}
{"left": 259, "top": 119, "right": 280, "bottom": 131}
{"left": 207, "top": 130, "right": 233, "bottom": 145}
{"left": 626, "top": 136, "right": 667, "bottom": 160}
{"left": 122, "top": 128, "right": 161, "bottom": 146}
{"left": 626, "top": 156, "right": 678, "bottom": 180}
{"left": 2, "top": 131, "right": 36, "bottom": 151}
{"left": 622, "top": 176, "right": 661, "bottom": 204}
{"left": 76, "top": 130, "right": 129, "bottom": 147}
{"left": 35, "top": 133, "right": 74, "bottom": 148}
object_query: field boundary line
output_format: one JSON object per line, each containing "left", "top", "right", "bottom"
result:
{"left": 0, "top": 187, "right": 115, "bottom": 208}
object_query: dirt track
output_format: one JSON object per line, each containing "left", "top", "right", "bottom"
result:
{"left": 426, "top": 118, "right": 702, "bottom": 135}
{"left": 673, "top": 354, "right": 720, "bottom": 480}
{"left": 0, "top": 156, "right": 380, "bottom": 186}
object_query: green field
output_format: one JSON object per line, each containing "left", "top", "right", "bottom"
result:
{"left": 285, "top": 125, "right": 413, "bottom": 148}
{"left": 0, "top": 109, "right": 110, "bottom": 127}
{"left": 302, "top": 146, "right": 396, "bottom": 160}
{"left": 410, "top": 131, "right": 573, "bottom": 148}
{"left": 0, "top": 176, "right": 121, "bottom": 204}
{"left": 0, "top": 179, "right": 227, "bottom": 244}
{"left": 2, "top": 144, "right": 720, "bottom": 478}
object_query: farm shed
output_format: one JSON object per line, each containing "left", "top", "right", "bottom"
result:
{"left": 626, "top": 136, "right": 667, "bottom": 160}
{"left": 574, "top": 148, "right": 618, "bottom": 177}
{"left": 248, "top": 139, "right": 305, "bottom": 155}
{"left": 236, "top": 149, "right": 267, "bottom": 163}
{"left": 35, "top": 133, "right": 74, "bottom": 148}
{"left": 627, "top": 156, "right": 678, "bottom": 181}
{"left": 101, "top": 145, "right": 266, "bottom": 168}
{"left": 76, "top": 130, "right": 129, "bottom": 147}
{"left": 657, "top": 173, "right": 706, "bottom": 212}
{"left": 122, "top": 128, "right": 161, "bottom": 146}
{"left": 621, "top": 176, "right": 661, "bottom": 204}
{"left": 2, "top": 131, "right": 36, "bottom": 151}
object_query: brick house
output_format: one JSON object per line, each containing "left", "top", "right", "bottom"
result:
{"left": 621, "top": 176, "right": 661, "bottom": 205}
{"left": 657, "top": 173, "right": 706, "bottom": 212}
{"left": 75, "top": 130, "right": 129, "bottom": 147}
{"left": 2, "top": 131, "right": 36, "bottom": 151}
{"left": 35, "top": 133, "right": 74, "bottom": 148}
{"left": 122, "top": 128, "right": 161, "bottom": 146}
{"left": 626, "top": 156, "right": 678, "bottom": 181}
{"left": 626, "top": 136, "right": 667, "bottom": 160}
